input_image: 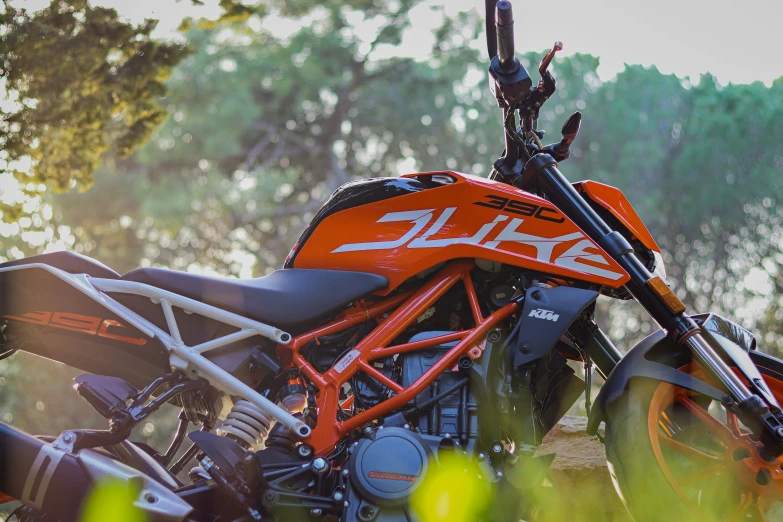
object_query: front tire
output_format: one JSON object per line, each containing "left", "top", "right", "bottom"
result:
{"left": 605, "top": 355, "right": 783, "bottom": 522}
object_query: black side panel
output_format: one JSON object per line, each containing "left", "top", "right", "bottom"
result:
{"left": 285, "top": 176, "right": 433, "bottom": 268}
{"left": 0, "top": 268, "right": 168, "bottom": 389}
{"left": 109, "top": 294, "right": 280, "bottom": 389}
{"left": 0, "top": 251, "right": 119, "bottom": 279}
{"left": 510, "top": 286, "right": 598, "bottom": 368}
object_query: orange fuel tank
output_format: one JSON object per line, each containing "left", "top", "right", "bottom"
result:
{"left": 286, "top": 171, "right": 631, "bottom": 293}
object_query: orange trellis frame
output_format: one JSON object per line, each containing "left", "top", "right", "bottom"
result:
{"left": 277, "top": 259, "right": 519, "bottom": 455}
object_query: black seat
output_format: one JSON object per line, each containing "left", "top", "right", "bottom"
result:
{"left": 0, "top": 251, "right": 120, "bottom": 279}
{"left": 121, "top": 268, "right": 388, "bottom": 334}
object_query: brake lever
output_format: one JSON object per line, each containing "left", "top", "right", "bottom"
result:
{"left": 539, "top": 41, "right": 563, "bottom": 75}
{"left": 519, "top": 41, "right": 562, "bottom": 127}
{"left": 536, "top": 41, "right": 562, "bottom": 95}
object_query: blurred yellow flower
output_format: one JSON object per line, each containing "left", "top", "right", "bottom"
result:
{"left": 80, "top": 478, "right": 146, "bottom": 522}
{"left": 410, "top": 452, "right": 493, "bottom": 522}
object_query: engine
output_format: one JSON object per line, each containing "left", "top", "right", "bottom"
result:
{"left": 399, "top": 332, "right": 479, "bottom": 450}
{"left": 265, "top": 273, "right": 587, "bottom": 522}
{"left": 337, "top": 332, "right": 488, "bottom": 521}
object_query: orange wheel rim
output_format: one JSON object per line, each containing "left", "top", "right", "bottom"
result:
{"left": 647, "top": 363, "right": 783, "bottom": 521}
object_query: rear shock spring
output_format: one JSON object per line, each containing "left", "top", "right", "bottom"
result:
{"left": 217, "top": 400, "right": 274, "bottom": 449}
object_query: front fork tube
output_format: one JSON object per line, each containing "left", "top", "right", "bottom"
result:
{"left": 528, "top": 154, "right": 783, "bottom": 455}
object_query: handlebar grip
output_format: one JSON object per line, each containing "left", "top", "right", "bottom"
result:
{"left": 495, "top": 1, "right": 515, "bottom": 69}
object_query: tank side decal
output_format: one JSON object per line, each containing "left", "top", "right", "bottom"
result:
{"left": 293, "top": 173, "right": 631, "bottom": 290}
{"left": 410, "top": 209, "right": 508, "bottom": 248}
{"left": 332, "top": 209, "right": 434, "bottom": 253}
{"left": 332, "top": 207, "right": 624, "bottom": 280}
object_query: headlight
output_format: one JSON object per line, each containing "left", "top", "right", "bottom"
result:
{"left": 652, "top": 250, "right": 668, "bottom": 282}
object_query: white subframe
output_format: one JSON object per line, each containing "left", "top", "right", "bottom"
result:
{"left": 0, "top": 263, "right": 311, "bottom": 438}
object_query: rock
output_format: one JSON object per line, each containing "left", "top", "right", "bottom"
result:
{"left": 532, "top": 415, "right": 632, "bottom": 522}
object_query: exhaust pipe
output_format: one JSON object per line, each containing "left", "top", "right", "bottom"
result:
{"left": 1, "top": 422, "right": 91, "bottom": 521}
{"left": 0, "top": 423, "right": 193, "bottom": 522}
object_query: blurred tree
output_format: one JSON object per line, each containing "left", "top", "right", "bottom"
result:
{"left": 0, "top": 0, "right": 190, "bottom": 220}
{"left": 51, "top": 4, "right": 495, "bottom": 274}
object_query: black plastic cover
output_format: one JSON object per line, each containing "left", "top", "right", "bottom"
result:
{"left": 510, "top": 286, "right": 598, "bottom": 368}
{"left": 1, "top": 267, "right": 169, "bottom": 388}
{"left": 701, "top": 313, "right": 756, "bottom": 352}
{"left": 74, "top": 373, "right": 138, "bottom": 419}
{"left": 585, "top": 314, "right": 743, "bottom": 436}
{"left": 349, "top": 428, "right": 431, "bottom": 507}
{"left": 189, "top": 431, "right": 247, "bottom": 476}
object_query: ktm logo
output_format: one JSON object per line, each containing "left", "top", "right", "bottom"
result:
{"left": 367, "top": 471, "right": 417, "bottom": 482}
{"left": 332, "top": 207, "right": 623, "bottom": 280}
{"left": 528, "top": 309, "right": 559, "bottom": 321}
{"left": 3, "top": 311, "right": 147, "bottom": 346}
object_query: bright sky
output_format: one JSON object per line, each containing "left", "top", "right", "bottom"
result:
{"left": 23, "top": 0, "right": 783, "bottom": 86}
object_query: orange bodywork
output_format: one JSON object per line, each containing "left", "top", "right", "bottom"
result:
{"left": 292, "top": 171, "right": 631, "bottom": 292}
{"left": 574, "top": 180, "right": 660, "bottom": 253}
{"left": 280, "top": 171, "right": 661, "bottom": 454}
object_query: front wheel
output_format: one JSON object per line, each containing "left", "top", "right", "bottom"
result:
{"left": 605, "top": 353, "right": 783, "bottom": 522}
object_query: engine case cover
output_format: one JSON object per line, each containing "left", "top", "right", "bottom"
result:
{"left": 349, "top": 428, "right": 431, "bottom": 507}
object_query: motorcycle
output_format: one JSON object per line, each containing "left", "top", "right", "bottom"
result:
{"left": 2, "top": 1, "right": 782, "bottom": 521}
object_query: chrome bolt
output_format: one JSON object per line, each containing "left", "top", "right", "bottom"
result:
{"left": 403, "top": 424, "right": 411, "bottom": 430}
{"left": 478, "top": 453, "right": 486, "bottom": 461}
{"left": 310, "top": 508, "right": 323, "bottom": 516}
{"left": 297, "top": 445, "right": 313, "bottom": 458}
{"left": 62, "top": 432, "right": 74, "bottom": 443}
{"left": 333, "top": 492, "right": 343, "bottom": 502}
{"left": 344, "top": 501, "right": 350, "bottom": 508}
{"left": 342, "top": 469, "right": 350, "bottom": 477}
{"left": 492, "top": 444, "right": 503, "bottom": 454}
{"left": 496, "top": 471, "right": 504, "bottom": 478}
{"left": 144, "top": 494, "right": 158, "bottom": 504}
{"left": 311, "top": 457, "right": 329, "bottom": 474}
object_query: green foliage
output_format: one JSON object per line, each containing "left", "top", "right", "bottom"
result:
{"left": 48, "top": 3, "right": 490, "bottom": 273}
{"left": 3, "top": 1, "right": 783, "bottom": 487}
{"left": 0, "top": 0, "right": 190, "bottom": 211}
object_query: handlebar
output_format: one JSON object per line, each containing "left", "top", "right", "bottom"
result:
{"left": 495, "top": 0, "right": 516, "bottom": 69}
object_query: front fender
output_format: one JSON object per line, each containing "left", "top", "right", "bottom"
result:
{"left": 585, "top": 329, "right": 726, "bottom": 435}
{"left": 587, "top": 313, "right": 770, "bottom": 436}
